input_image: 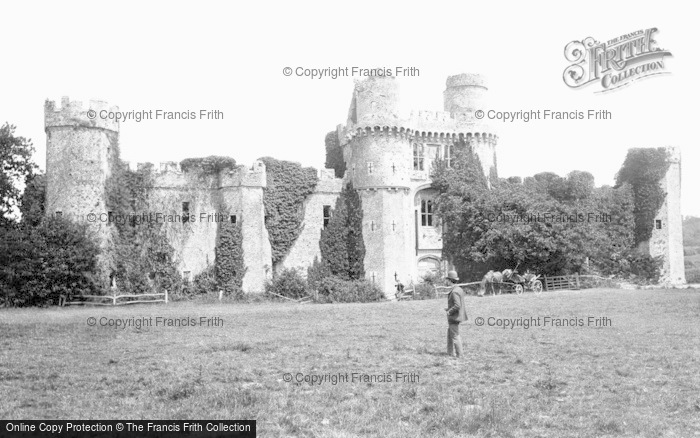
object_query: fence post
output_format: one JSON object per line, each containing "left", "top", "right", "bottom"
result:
{"left": 164, "top": 289, "right": 168, "bottom": 304}
{"left": 112, "top": 294, "right": 117, "bottom": 306}
{"left": 575, "top": 273, "right": 580, "bottom": 290}
{"left": 543, "top": 275, "right": 548, "bottom": 291}
{"left": 219, "top": 290, "right": 223, "bottom": 301}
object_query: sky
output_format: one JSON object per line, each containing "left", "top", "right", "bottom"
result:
{"left": 1, "top": 0, "right": 697, "bottom": 216}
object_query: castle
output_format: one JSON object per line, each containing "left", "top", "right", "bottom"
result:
{"left": 43, "top": 74, "right": 685, "bottom": 296}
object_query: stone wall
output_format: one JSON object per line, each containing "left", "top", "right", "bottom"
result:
{"left": 360, "top": 188, "right": 414, "bottom": 295}
{"left": 144, "top": 161, "right": 272, "bottom": 292}
{"left": 649, "top": 147, "right": 686, "bottom": 285}
{"left": 45, "top": 98, "right": 120, "bottom": 280}
{"left": 280, "top": 170, "right": 342, "bottom": 274}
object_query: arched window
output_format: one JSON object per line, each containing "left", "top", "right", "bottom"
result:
{"left": 417, "top": 256, "right": 440, "bottom": 275}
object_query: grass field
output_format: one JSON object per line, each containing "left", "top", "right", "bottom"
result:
{"left": 1, "top": 288, "right": 699, "bottom": 437}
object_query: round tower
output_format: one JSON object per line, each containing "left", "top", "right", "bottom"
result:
{"left": 444, "top": 74, "right": 497, "bottom": 182}
{"left": 443, "top": 73, "right": 487, "bottom": 114}
{"left": 347, "top": 74, "right": 402, "bottom": 126}
{"left": 343, "top": 75, "right": 415, "bottom": 297}
{"left": 44, "top": 97, "right": 119, "bottom": 256}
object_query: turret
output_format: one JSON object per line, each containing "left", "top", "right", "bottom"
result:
{"left": 44, "top": 97, "right": 119, "bottom": 277}
{"left": 347, "top": 74, "right": 402, "bottom": 127}
{"left": 648, "top": 146, "right": 686, "bottom": 285}
{"left": 444, "top": 74, "right": 497, "bottom": 182}
{"left": 443, "top": 73, "right": 487, "bottom": 114}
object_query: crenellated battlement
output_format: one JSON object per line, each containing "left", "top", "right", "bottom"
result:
{"left": 666, "top": 146, "right": 681, "bottom": 163}
{"left": 45, "top": 96, "right": 120, "bottom": 132}
{"left": 445, "top": 73, "right": 487, "bottom": 89}
{"left": 341, "top": 123, "right": 498, "bottom": 146}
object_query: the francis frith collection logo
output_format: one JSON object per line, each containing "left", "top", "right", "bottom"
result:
{"left": 563, "top": 28, "right": 672, "bottom": 92}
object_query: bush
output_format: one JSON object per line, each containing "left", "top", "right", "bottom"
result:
{"left": 175, "top": 264, "right": 218, "bottom": 300}
{"left": 413, "top": 282, "right": 437, "bottom": 300}
{"left": 686, "top": 269, "right": 700, "bottom": 284}
{"left": 307, "top": 256, "right": 329, "bottom": 292}
{"left": 265, "top": 268, "right": 308, "bottom": 299}
{"left": 314, "top": 277, "right": 383, "bottom": 303}
{"left": 0, "top": 217, "right": 100, "bottom": 306}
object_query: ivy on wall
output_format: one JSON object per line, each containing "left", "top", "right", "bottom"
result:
{"left": 615, "top": 147, "right": 670, "bottom": 245}
{"left": 319, "top": 182, "right": 365, "bottom": 280}
{"left": 259, "top": 157, "right": 318, "bottom": 269}
{"left": 324, "top": 130, "right": 345, "bottom": 178}
{"left": 180, "top": 156, "right": 237, "bottom": 174}
{"left": 105, "top": 162, "right": 182, "bottom": 294}
{"left": 215, "top": 220, "right": 246, "bottom": 296}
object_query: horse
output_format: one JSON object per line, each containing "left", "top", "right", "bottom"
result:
{"left": 481, "top": 268, "right": 525, "bottom": 296}
{"left": 480, "top": 270, "right": 504, "bottom": 296}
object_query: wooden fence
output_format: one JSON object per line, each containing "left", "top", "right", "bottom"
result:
{"left": 397, "top": 274, "right": 616, "bottom": 299}
{"left": 396, "top": 281, "right": 481, "bottom": 300}
{"left": 60, "top": 291, "right": 168, "bottom": 306}
{"left": 543, "top": 274, "right": 616, "bottom": 291}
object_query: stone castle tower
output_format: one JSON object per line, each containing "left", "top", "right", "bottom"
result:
{"left": 338, "top": 73, "right": 498, "bottom": 293}
{"left": 45, "top": 98, "right": 120, "bottom": 277}
{"left": 648, "top": 146, "right": 686, "bottom": 285}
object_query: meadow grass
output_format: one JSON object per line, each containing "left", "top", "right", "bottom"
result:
{"left": 1, "top": 288, "right": 699, "bottom": 437}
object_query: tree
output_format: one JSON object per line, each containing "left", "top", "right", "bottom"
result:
{"left": 433, "top": 146, "right": 641, "bottom": 278}
{"left": 324, "top": 131, "right": 345, "bottom": 178}
{"left": 565, "top": 171, "right": 595, "bottom": 201}
{"left": 19, "top": 172, "right": 46, "bottom": 227}
{"left": 319, "top": 182, "right": 365, "bottom": 280}
{"left": 0, "top": 216, "right": 100, "bottom": 306}
{"left": 432, "top": 145, "right": 490, "bottom": 280}
{"left": 0, "top": 123, "right": 36, "bottom": 225}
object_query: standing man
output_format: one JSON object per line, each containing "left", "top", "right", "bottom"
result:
{"left": 445, "top": 270, "right": 468, "bottom": 358}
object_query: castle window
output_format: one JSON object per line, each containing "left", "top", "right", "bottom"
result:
{"left": 182, "top": 202, "right": 190, "bottom": 224}
{"left": 323, "top": 205, "right": 331, "bottom": 228}
{"left": 183, "top": 271, "right": 191, "bottom": 283}
{"left": 230, "top": 215, "right": 237, "bottom": 224}
{"left": 413, "top": 143, "right": 424, "bottom": 171}
{"left": 421, "top": 199, "right": 434, "bottom": 226}
{"left": 368, "top": 162, "right": 373, "bottom": 174}
{"left": 445, "top": 144, "right": 453, "bottom": 168}
{"left": 370, "top": 220, "right": 376, "bottom": 232}
{"left": 55, "top": 211, "right": 62, "bottom": 217}
{"left": 655, "top": 219, "right": 662, "bottom": 229}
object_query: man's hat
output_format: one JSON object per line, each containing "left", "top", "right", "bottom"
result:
{"left": 446, "top": 271, "right": 459, "bottom": 281}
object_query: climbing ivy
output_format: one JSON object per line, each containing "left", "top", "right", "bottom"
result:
{"left": 259, "top": 157, "right": 318, "bottom": 269}
{"left": 215, "top": 219, "right": 246, "bottom": 297}
{"left": 180, "top": 156, "right": 237, "bottom": 174}
{"left": 615, "top": 148, "right": 670, "bottom": 245}
{"left": 105, "top": 162, "right": 182, "bottom": 294}
{"left": 324, "top": 130, "right": 345, "bottom": 178}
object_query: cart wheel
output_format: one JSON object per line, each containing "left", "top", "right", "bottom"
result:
{"left": 515, "top": 284, "right": 524, "bottom": 295}
{"left": 533, "top": 280, "right": 543, "bottom": 295}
